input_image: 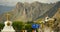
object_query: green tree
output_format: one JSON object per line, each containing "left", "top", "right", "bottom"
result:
{"left": 0, "top": 23, "right": 4, "bottom": 31}
{"left": 12, "top": 21, "right": 24, "bottom": 32}
{"left": 25, "top": 23, "right": 32, "bottom": 32}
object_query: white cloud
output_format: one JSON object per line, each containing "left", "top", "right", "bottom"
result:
{"left": 28, "top": 0, "right": 60, "bottom": 3}
{"left": 0, "top": 0, "right": 60, "bottom": 6}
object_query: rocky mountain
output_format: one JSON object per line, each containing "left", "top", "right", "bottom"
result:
{"left": 39, "top": 1, "right": 60, "bottom": 18}
{"left": 53, "top": 8, "right": 60, "bottom": 19}
{"left": 0, "top": 1, "right": 60, "bottom": 22}
{"left": 52, "top": 1, "right": 60, "bottom": 19}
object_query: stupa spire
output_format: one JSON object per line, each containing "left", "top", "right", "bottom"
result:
{"left": 6, "top": 13, "right": 10, "bottom": 21}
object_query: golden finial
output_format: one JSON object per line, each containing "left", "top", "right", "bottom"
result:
{"left": 6, "top": 13, "right": 10, "bottom": 21}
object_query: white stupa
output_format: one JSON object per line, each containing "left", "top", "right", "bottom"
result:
{"left": 1, "top": 14, "right": 15, "bottom": 32}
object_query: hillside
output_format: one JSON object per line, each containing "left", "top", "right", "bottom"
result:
{"left": 0, "top": 1, "right": 60, "bottom": 22}
{"left": 53, "top": 8, "right": 60, "bottom": 19}
{"left": 12, "top": 2, "right": 56, "bottom": 22}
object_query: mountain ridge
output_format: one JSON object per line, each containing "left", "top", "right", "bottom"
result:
{"left": 11, "top": 2, "right": 57, "bottom": 21}
{"left": 0, "top": 1, "right": 60, "bottom": 22}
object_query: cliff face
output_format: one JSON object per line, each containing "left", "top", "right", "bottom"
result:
{"left": 39, "top": 2, "right": 60, "bottom": 18}
{"left": 53, "top": 8, "right": 60, "bottom": 19}
{"left": 53, "top": 1, "right": 60, "bottom": 19}
{"left": 12, "top": 2, "right": 56, "bottom": 21}
{"left": 0, "top": 1, "right": 60, "bottom": 22}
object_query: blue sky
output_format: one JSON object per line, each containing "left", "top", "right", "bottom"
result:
{"left": 0, "top": 0, "right": 60, "bottom": 6}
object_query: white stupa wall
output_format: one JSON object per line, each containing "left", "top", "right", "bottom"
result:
{"left": 1, "top": 21, "right": 15, "bottom": 32}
